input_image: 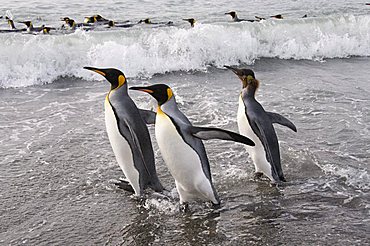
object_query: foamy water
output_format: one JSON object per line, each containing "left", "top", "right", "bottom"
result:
{"left": 1, "top": 14, "right": 369, "bottom": 88}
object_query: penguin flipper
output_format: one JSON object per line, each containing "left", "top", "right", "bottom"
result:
{"left": 123, "top": 119, "right": 164, "bottom": 192}
{"left": 139, "top": 109, "right": 156, "bottom": 124}
{"left": 251, "top": 119, "right": 284, "bottom": 182}
{"left": 267, "top": 112, "right": 297, "bottom": 132}
{"left": 124, "top": 119, "right": 153, "bottom": 176}
{"left": 190, "top": 126, "right": 255, "bottom": 146}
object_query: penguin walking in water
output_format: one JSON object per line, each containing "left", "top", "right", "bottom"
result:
{"left": 130, "top": 84, "right": 255, "bottom": 210}
{"left": 225, "top": 66, "right": 297, "bottom": 183}
{"left": 83, "top": 67, "right": 163, "bottom": 196}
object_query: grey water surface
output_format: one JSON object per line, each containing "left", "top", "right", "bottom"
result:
{"left": 1, "top": 58, "right": 369, "bottom": 245}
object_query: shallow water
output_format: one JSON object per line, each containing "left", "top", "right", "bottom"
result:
{"left": 1, "top": 58, "right": 369, "bottom": 245}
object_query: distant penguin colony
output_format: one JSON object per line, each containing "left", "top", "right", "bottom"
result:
{"left": 0, "top": 10, "right": 309, "bottom": 34}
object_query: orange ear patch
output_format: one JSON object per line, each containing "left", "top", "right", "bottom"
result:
{"left": 118, "top": 75, "right": 126, "bottom": 87}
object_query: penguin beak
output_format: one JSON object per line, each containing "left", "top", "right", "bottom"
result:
{"left": 83, "top": 66, "right": 107, "bottom": 77}
{"left": 129, "top": 86, "right": 154, "bottom": 94}
{"left": 224, "top": 65, "right": 243, "bottom": 76}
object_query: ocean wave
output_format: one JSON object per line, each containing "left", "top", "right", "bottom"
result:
{"left": 1, "top": 14, "right": 369, "bottom": 88}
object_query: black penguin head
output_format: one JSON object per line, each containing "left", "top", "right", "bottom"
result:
{"left": 183, "top": 18, "right": 195, "bottom": 27}
{"left": 84, "top": 16, "right": 95, "bottom": 23}
{"left": 225, "top": 11, "right": 237, "bottom": 18}
{"left": 271, "top": 14, "right": 283, "bottom": 19}
{"left": 61, "top": 17, "right": 70, "bottom": 22}
{"left": 224, "top": 65, "right": 258, "bottom": 89}
{"left": 139, "top": 18, "right": 151, "bottom": 24}
{"left": 130, "top": 84, "right": 174, "bottom": 106}
{"left": 108, "top": 20, "right": 115, "bottom": 27}
{"left": 83, "top": 67, "right": 127, "bottom": 90}
{"left": 94, "top": 15, "right": 107, "bottom": 21}
{"left": 67, "top": 19, "right": 75, "bottom": 27}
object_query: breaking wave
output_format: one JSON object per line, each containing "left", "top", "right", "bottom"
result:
{"left": 1, "top": 14, "right": 369, "bottom": 88}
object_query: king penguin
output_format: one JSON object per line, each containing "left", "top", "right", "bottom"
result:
{"left": 83, "top": 67, "right": 163, "bottom": 196}
{"left": 19, "top": 21, "right": 49, "bottom": 33}
{"left": 225, "top": 66, "right": 297, "bottom": 183}
{"left": 183, "top": 18, "right": 196, "bottom": 27}
{"left": 130, "top": 84, "right": 255, "bottom": 210}
{"left": 224, "top": 11, "right": 256, "bottom": 22}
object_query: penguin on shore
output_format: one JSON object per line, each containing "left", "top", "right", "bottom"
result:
{"left": 225, "top": 11, "right": 256, "bottom": 22}
{"left": 130, "top": 84, "right": 255, "bottom": 211}
{"left": 83, "top": 67, "right": 163, "bottom": 196}
{"left": 225, "top": 66, "right": 297, "bottom": 183}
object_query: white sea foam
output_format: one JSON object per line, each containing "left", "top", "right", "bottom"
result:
{"left": 1, "top": 14, "right": 369, "bottom": 88}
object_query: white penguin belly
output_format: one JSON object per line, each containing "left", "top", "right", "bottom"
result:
{"left": 105, "top": 98, "right": 140, "bottom": 195}
{"left": 237, "top": 97, "right": 273, "bottom": 180}
{"left": 155, "top": 111, "right": 217, "bottom": 204}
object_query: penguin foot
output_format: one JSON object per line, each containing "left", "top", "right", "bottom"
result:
{"left": 211, "top": 202, "right": 221, "bottom": 210}
{"left": 114, "top": 179, "right": 135, "bottom": 193}
{"left": 179, "top": 203, "right": 189, "bottom": 213}
{"left": 152, "top": 192, "right": 172, "bottom": 201}
{"left": 253, "top": 172, "right": 264, "bottom": 180}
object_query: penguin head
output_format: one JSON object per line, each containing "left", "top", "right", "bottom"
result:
{"left": 139, "top": 18, "right": 151, "bottom": 24}
{"left": 271, "top": 14, "right": 283, "bottom": 19}
{"left": 67, "top": 19, "right": 76, "bottom": 28}
{"left": 84, "top": 16, "right": 95, "bottom": 24}
{"left": 7, "top": 18, "right": 16, "bottom": 29}
{"left": 94, "top": 15, "right": 102, "bottom": 20}
{"left": 225, "top": 11, "right": 237, "bottom": 19}
{"left": 108, "top": 20, "right": 115, "bottom": 27}
{"left": 61, "top": 17, "right": 70, "bottom": 22}
{"left": 83, "top": 67, "right": 127, "bottom": 90}
{"left": 224, "top": 66, "right": 258, "bottom": 89}
{"left": 130, "top": 84, "right": 173, "bottom": 106}
{"left": 183, "top": 18, "right": 196, "bottom": 27}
